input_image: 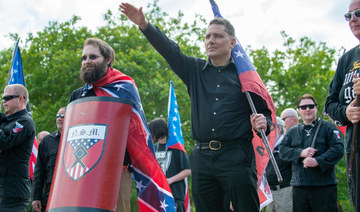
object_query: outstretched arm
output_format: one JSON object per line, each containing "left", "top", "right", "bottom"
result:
{"left": 120, "top": 2, "right": 149, "bottom": 30}
{"left": 167, "top": 169, "right": 191, "bottom": 185}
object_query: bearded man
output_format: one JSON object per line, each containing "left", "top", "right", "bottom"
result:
{"left": 67, "top": 38, "right": 172, "bottom": 211}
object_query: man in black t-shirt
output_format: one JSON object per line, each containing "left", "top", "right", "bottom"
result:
{"left": 149, "top": 118, "right": 191, "bottom": 212}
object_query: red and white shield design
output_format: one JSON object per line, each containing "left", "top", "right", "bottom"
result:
{"left": 63, "top": 124, "right": 107, "bottom": 181}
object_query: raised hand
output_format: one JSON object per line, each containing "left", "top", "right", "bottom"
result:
{"left": 120, "top": 2, "right": 149, "bottom": 30}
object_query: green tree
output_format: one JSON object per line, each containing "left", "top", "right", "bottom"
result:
{"left": 249, "top": 31, "right": 342, "bottom": 113}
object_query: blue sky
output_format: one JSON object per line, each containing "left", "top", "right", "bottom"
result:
{"left": 0, "top": 0, "right": 357, "bottom": 56}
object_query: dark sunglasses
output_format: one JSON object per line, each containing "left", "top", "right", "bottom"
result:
{"left": 81, "top": 55, "right": 100, "bottom": 61}
{"left": 345, "top": 9, "right": 360, "bottom": 21}
{"left": 56, "top": 114, "right": 65, "bottom": 119}
{"left": 298, "top": 104, "right": 316, "bottom": 110}
{"left": 2, "top": 95, "right": 21, "bottom": 102}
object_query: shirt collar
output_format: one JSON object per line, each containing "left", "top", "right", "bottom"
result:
{"left": 6, "top": 109, "right": 28, "bottom": 121}
{"left": 202, "top": 57, "right": 236, "bottom": 70}
{"left": 300, "top": 117, "right": 319, "bottom": 130}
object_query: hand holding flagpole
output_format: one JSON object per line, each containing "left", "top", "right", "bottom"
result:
{"left": 246, "top": 92, "right": 283, "bottom": 183}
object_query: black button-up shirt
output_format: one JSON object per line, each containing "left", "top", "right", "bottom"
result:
{"left": 142, "top": 23, "right": 272, "bottom": 142}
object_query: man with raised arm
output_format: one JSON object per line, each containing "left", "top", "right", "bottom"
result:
{"left": 121, "top": 3, "right": 272, "bottom": 211}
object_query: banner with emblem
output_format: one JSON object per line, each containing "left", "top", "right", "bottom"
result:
{"left": 47, "top": 96, "right": 133, "bottom": 211}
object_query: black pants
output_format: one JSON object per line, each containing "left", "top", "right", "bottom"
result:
{"left": 175, "top": 199, "right": 185, "bottom": 212}
{"left": 346, "top": 151, "right": 360, "bottom": 212}
{"left": 189, "top": 141, "right": 259, "bottom": 212}
{"left": 293, "top": 185, "right": 338, "bottom": 212}
{"left": 0, "top": 196, "right": 30, "bottom": 212}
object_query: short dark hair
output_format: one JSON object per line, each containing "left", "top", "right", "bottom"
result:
{"left": 84, "top": 38, "right": 115, "bottom": 68}
{"left": 148, "top": 118, "right": 169, "bottom": 142}
{"left": 297, "top": 94, "right": 318, "bottom": 108}
{"left": 209, "top": 17, "right": 235, "bottom": 37}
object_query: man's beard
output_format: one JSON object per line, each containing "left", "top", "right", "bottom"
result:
{"left": 80, "top": 60, "right": 108, "bottom": 84}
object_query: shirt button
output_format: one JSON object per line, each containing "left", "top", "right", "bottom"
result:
{"left": 218, "top": 69, "right": 221, "bottom": 73}
{"left": 213, "top": 112, "right": 216, "bottom": 115}
{"left": 217, "top": 85, "right": 220, "bottom": 88}
{"left": 215, "top": 98, "right": 219, "bottom": 101}
{"left": 212, "top": 129, "right": 215, "bottom": 132}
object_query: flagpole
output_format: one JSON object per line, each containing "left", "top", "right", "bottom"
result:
{"left": 1, "top": 39, "right": 20, "bottom": 112}
{"left": 6, "top": 39, "right": 20, "bottom": 86}
{"left": 245, "top": 91, "right": 283, "bottom": 183}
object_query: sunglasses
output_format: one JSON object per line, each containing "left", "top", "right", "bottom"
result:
{"left": 81, "top": 54, "right": 100, "bottom": 61}
{"left": 298, "top": 104, "right": 316, "bottom": 110}
{"left": 2, "top": 95, "right": 21, "bottom": 102}
{"left": 345, "top": 9, "right": 360, "bottom": 21}
{"left": 56, "top": 114, "right": 65, "bottom": 119}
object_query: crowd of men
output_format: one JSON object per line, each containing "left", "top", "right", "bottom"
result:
{"left": 1, "top": 0, "right": 360, "bottom": 211}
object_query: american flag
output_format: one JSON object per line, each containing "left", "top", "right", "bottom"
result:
{"left": 167, "top": 81, "right": 190, "bottom": 212}
{"left": 209, "top": 0, "right": 277, "bottom": 209}
{"left": 84, "top": 68, "right": 176, "bottom": 211}
{"left": 8, "top": 40, "right": 38, "bottom": 180}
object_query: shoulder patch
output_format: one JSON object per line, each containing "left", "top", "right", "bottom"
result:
{"left": 13, "top": 121, "right": 24, "bottom": 133}
{"left": 333, "top": 130, "right": 341, "bottom": 139}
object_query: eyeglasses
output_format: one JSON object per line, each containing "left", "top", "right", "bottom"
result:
{"left": 81, "top": 55, "right": 100, "bottom": 61}
{"left": 2, "top": 95, "right": 21, "bottom": 102}
{"left": 298, "top": 104, "right": 316, "bottom": 110}
{"left": 56, "top": 114, "right": 65, "bottom": 119}
{"left": 282, "top": 116, "right": 293, "bottom": 121}
{"left": 345, "top": 9, "right": 360, "bottom": 21}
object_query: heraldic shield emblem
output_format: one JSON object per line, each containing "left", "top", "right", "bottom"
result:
{"left": 47, "top": 97, "right": 133, "bottom": 212}
{"left": 63, "top": 124, "right": 107, "bottom": 181}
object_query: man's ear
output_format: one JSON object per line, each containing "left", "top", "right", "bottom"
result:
{"left": 106, "top": 57, "right": 112, "bottom": 66}
{"left": 230, "top": 37, "right": 236, "bottom": 48}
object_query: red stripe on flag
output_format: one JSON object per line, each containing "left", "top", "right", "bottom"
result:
{"left": 29, "top": 137, "right": 38, "bottom": 180}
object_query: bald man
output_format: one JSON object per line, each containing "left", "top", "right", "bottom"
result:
{"left": 0, "top": 84, "right": 36, "bottom": 211}
{"left": 280, "top": 108, "right": 299, "bottom": 131}
{"left": 37, "top": 131, "right": 49, "bottom": 145}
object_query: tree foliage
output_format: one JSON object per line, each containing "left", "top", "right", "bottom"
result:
{"left": 0, "top": 1, "right": 352, "bottom": 210}
{"left": 249, "top": 31, "right": 343, "bottom": 114}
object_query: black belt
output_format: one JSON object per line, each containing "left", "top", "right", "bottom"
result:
{"left": 195, "top": 139, "right": 249, "bottom": 151}
{"left": 270, "top": 184, "right": 290, "bottom": 191}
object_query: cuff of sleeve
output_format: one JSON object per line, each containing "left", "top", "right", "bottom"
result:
{"left": 140, "top": 22, "right": 155, "bottom": 37}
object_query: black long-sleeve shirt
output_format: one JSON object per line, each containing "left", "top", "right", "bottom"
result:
{"left": 325, "top": 45, "right": 360, "bottom": 153}
{"left": 0, "top": 109, "right": 35, "bottom": 198}
{"left": 141, "top": 23, "right": 272, "bottom": 142}
{"left": 32, "top": 131, "right": 60, "bottom": 210}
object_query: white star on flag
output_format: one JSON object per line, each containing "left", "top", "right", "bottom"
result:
{"left": 160, "top": 199, "right": 168, "bottom": 210}
{"left": 174, "top": 108, "right": 178, "bottom": 114}
{"left": 113, "top": 84, "right": 123, "bottom": 91}
{"left": 234, "top": 49, "right": 244, "bottom": 58}
{"left": 135, "top": 180, "right": 146, "bottom": 192}
{"left": 172, "top": 116, "right": 178, "bottom": 122}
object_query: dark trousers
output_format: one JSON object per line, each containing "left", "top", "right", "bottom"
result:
{"left": 346, "top": 151, "right": 360, "bottom": 212}
{"left": 293, "top": 185, "right": 338, "bottom": 212}
{"left": 175, "top": 199, "right": 185, "bottom": 212}
{"left": 0, "top": 196, "right": 30, "bottom": 212}
{"left": 189, "top": 141, "right": 259, "bottom": 212}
